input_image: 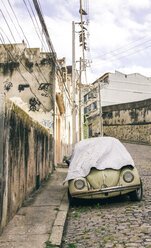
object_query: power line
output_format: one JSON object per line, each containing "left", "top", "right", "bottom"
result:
{"left": 2, "top": 1, "right": 51, "bottom": 85}
{"left": 32, "top": 0, "right": 56, "bottom": 59}
{"left": 100, "top": 35, "right": 151, "bottom": 58}
{"left": 92, "top": 39, "right": 151, "bottom": 67}
{"left": 0, "top": 9, "right": 16, "bottom": 42}
{"left": 0, "top": 0, "right": 23, "bottom": 41}
{"left": 23, "top": 0, "right": 49, "bottom": 53}
{"left": 32, "top": 0, "right": 73, "bottom": 105}
{"left": 27, "top": 0, "right": 48, "bottom": 52}
{"left": 0, "top": 33, "right": 50, "bottom": 111}
{"left": 1, "top": 0, "right": 72, "bottom": 110}
{"left": 0, "top": 28, "right": 52, "bottom": 105}
{"left": 0, "top": 24, "right": 42, "bottom": 87}
{"left": 100, "top": 38, "right": 151, "bottom": 60}
{"left": 22, "top": 0, "right": 55, "bottom": 83}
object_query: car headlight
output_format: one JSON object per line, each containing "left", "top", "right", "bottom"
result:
{"left": 74, "top": 178, "right": 85, "bottom": 190}
{"left": 123, "top": 171, "right": 134, "bottom": 183}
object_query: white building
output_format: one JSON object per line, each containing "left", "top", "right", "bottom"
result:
{"left": 83, "top": 71, "right": 151, "bottom": 138}
{"left": 101, "top": 71, "right": 151, "bottom": 106}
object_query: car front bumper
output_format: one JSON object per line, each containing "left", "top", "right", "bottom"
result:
{"left": 71, "top": 184, "right": 141, "bottom": 199}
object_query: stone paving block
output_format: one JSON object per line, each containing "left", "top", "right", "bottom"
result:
{"left": 62, "top": 143, "right": 151, "bottom": 248}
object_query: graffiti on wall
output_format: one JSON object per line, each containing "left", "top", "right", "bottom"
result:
{"left": 18, "top": 84, "right": 30, "bottom": 92}
{"left": 29, "top": 97, "right": 41, "bottom": 111}
{"left": 40, "top": 119, "right": 53, "bottom": 129}
{"left": 3, "top": 79, "right": 13, "bottom": 92}
{"left": 38, "top": 83, "right": 51, "bottom": 97}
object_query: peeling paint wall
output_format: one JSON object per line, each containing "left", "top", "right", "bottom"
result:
{"left": 102, "top": 99, "right": 151, "bottom": 144}
{"left": 0, "top": 43, "right": 55, "bottom": 134}
{"left": 0, "top": 96, "right": 53, "bottom": 233}
{"left": 87, "top": 98, "right": 151, "bottom": 145}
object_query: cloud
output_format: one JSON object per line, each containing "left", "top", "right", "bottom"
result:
{"left": 1, "top": 0, "right": 151, "bottom": 83}
{"left": 127, "top": 0, "right": 150, "bottom": 9}
{"left": 85, "top": 0, "right": 151, "bottom": 82}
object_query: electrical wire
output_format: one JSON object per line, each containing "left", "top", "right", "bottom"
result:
{"left": 100, "top": 38, "right": 151, "bottom": 60}
{"left": 23, "top": 0, "right": 49, "bottom": 53}
{"left": 0, "top": 22, "right": 43, "bottom": 88}
{"left": 0, "top": 9, "right": 16, "bottom": 43}
{"left": 7, "top": 0, "right": 30, "bottom": 47}
{"left": 0, "top": 0, "right": 23, "bottom": 41}
{"left": 1, "top": 1, "right": 51, "bottom": 86}
{"left": 0, "top": 33, "right": 50, "bottom": 111}
{"left": 6, "top": 0, "right": 50, "bottom": 81}
{"left": 1, "top": 0, "right": 73, "bottom": 108}
{"left": 94, "top": 41, "right": 151, "bottom": 66}
{"left": 100, "top": 34, "right": 151, "bottom": 58}
{"left": 34, "top": 1, "right": 73, "bottom": 104}
{"left": 26, "top": 0, "right": 48, "bottom": 53}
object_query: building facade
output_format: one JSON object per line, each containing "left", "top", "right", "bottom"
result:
{"left": 0, "top": 43, "right": 78, "bottom": 166}
{"left": 101, "top": 71, "right": 151, "bottom": 106}
{"left": 83, "top": 71, "right": 151, "bottom": 138}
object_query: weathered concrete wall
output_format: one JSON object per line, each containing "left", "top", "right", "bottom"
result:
{"left": 0, "top": 43, "right": 55, "bottom": 134}
{"left": 86, "top": 98, "right": 151, "bottom": 144}
{"left": 0, "top": 96, "right": 53, "bottom": 233}
{"left": 102, "top": 98, "right": 151, "bottom": 144}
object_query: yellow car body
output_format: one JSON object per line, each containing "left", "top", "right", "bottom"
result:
{"left": 68, "top": 166, "right": 142, "bottom": 200}
{"left": 66, "top": 137, "right": 143, "bottom": 203}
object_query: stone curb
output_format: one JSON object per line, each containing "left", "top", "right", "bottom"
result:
{"left": 49, "top": 191, "right": 69, "bottom": 247}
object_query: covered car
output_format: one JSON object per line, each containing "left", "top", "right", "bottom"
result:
{"left": 65, "top": 137, "right": 142, "bottom": 203}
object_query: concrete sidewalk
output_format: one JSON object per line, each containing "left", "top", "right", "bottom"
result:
{"left": 0, "top": 168, "right": 69, "bottom": 248}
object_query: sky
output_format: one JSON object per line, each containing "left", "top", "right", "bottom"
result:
{"left": 1, "top": 0, "right": 151, "bottom": 83}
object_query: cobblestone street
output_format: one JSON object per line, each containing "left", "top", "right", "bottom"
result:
{"left": 62, "top": 143, "right": 151, "bottom": 248}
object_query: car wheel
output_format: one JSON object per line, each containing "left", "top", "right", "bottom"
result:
{"left": 129, "top": 179, "right": 143, "bottom": 201}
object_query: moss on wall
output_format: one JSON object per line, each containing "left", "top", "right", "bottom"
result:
{"left": 102, "top": 99, "right": 151, "bottom": 145}
{"left": 1, "top": 98, "right": 53, "bottom": 231}
{"left": 0, "top": 62, "right": 19, "bottom": 75}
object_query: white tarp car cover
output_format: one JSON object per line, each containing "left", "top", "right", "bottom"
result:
{"left": 64, "top": 137, "right": 135, "bottom": 182}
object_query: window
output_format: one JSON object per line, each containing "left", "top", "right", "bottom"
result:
{"left": 104, "top": 76, "right": 109, "bottom": 83}
{"left": 84, "top": 107, "right": 87, "bottom": 114}
{"left": 84, "top": 95, "right": 87, "bottom": 102}
{"left": 92, "top": 101, "right": 97, "bottom": 110}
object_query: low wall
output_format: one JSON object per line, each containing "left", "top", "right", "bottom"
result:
{"left": 102, "top": 98, "right": 151, "bottom": 145}
{"left": 0, "top": 96, "right": 53, "bottom": 233}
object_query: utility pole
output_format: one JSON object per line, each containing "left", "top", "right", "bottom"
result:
{"left": 98, "top": 82, "right": 103, "bottom": 136}
{"left": 72, "top": 21, "right": 77, "bottom": 145}
{"left": 79, "top": 57, "right": 82, "bottom": 141}
{"left": 79, "top": 0, "right": 87, "bottom": 84}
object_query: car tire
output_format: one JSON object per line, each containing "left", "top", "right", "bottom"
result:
{"left": 129, "top": 179, "right": 143, "bottom": 201}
